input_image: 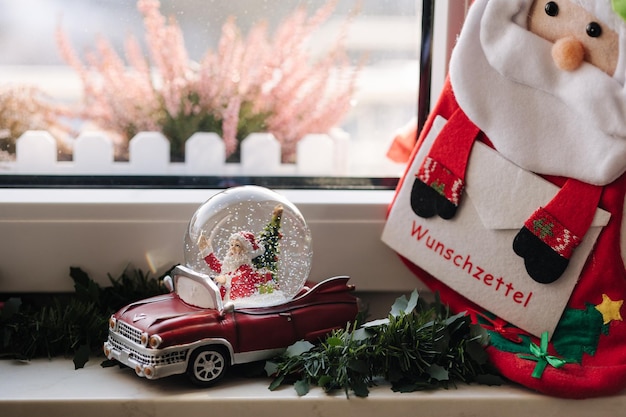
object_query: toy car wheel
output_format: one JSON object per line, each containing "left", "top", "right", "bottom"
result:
{"left": 187, "top": 346, "right": 230, "bottom": 386}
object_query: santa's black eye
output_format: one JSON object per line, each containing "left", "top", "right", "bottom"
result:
{"left": 586, "top": 22, "right": 602, "bottom": 37}
{"left": 545, "top": 2, "right": 559, "bottom": 16}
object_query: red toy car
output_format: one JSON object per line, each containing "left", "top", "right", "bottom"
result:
{"left": 103, "top": 264, "right": 359, "bottom": 386}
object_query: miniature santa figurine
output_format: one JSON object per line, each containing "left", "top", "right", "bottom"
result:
{"left": 198, "top": 231, "right": 272, "bottom": 300}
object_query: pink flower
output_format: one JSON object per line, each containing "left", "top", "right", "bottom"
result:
{"left": 58, "top": 0, "right": 358, "bottom": 162}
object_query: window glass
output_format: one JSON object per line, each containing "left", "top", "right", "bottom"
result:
{"left": 0, "top": 0, "right": 419, "bottom": 186}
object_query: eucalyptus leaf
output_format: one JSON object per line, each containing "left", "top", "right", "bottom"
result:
{"left": 444, "top": 311, "right": 468, "bottom": 326}
{"left": 362, "top": 318, "right": 389, "bottom": 328}
{"left": 317, "top": 375, "right": 334, "bottom": 388}
{"left": 391, "top": 380, "right": 431, "bottom": 393}
{"left": 100, "top": 359, "right": 119, "bottom": 368}
{"left": 264, "top": 360, "right": 279, "bottom": 377}
{"left": 294, "top": 379, "right": 310, "bottom": 396}
{"left": 286, "top": 340, "right": 315, "bottom": 357}
{"left": 391, "top": 383, "right": 419, "bottom": 393}
{"left": 351, "top": 379, "right": 370, "bottom": 398}
{"left": 390, "top": 290, "right": 419, "bottom": 317}
{"left": 427, "top": 364, "right": 449, "bottom": 381}
{"left": 351, "top": 327, "right": 373, "bottom": 341}
{"left": 268, "top": 375, "right": 285, "bottom": 391}
{"left": 73, "top": 344, "right": 91, "bottom": 369}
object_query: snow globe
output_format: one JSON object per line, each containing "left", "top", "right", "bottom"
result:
{"left": 104, "top": 185, "right": 358, "bottom": 385}
{"left": 184, "top": 185, "right": 313, "bottom": 307}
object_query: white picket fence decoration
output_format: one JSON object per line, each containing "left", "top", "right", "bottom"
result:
{"left": 4, "top": 130, "right": 351, "bottom": 176}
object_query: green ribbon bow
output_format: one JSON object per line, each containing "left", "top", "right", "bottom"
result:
{"left": 613, "top": 0, "right": 626, "bottom": 22}
{"left": 518, "top": 332, "right": 570, "bottom": 379}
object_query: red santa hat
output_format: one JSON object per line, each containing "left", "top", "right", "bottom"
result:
{"left": 231, "top": 231, "right": 264, "bottom": 257}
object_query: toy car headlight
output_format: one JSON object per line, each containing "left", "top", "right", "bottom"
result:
{"left": 148, "top": 334, "right": 163, "bottom": 349}
{"left": 108, "top": 316, "right": 117, "bottom": 331}
{"left": 140, "top": 332, "right": 149, "bottom": 347}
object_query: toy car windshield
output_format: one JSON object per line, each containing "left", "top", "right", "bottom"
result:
{"left": 169, "top": 265, "right": 225, "bottom": 312}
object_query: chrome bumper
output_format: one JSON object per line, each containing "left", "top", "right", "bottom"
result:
{"left": 103, "top": 331, "right": 188, "bottom": 380}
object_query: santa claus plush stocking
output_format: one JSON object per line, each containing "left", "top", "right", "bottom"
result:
{"left": 385, "top": 0, "right": 626, "bottom": 398}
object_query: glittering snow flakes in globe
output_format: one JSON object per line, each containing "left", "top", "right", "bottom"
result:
{"left": 184, "top": 186, "right": 313, "bottom": 308}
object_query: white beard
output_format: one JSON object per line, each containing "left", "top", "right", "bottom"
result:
{"left": 449, "top": 0, "right": 626, "bottom": 185}
{"left": 221, "top": 252, "right": 251, "bottom": 274}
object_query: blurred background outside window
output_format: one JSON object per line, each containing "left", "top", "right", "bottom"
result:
{"left": 0, "top": 1, "right": 467, "bottom": 182}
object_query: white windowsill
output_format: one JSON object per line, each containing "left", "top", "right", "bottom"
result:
{"left": 2, "top": 358, "right": 625, "bottom": 417}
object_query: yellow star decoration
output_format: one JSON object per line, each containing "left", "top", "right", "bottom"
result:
{"left": 595, "top": 294, "right": 624, "bottom": 325}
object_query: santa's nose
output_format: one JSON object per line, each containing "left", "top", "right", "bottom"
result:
{"left": 551, "top": 36, "right": 585, "bottom": 71}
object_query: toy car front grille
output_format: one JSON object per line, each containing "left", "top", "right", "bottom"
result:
{"left": 138, "top": 349, "right": 189, "bottom": 367}
{"left": 108, "top": 334, "right": 189, "bottom": 367}
{"left": 117, "top": 320, "right": 143, "bottom": 344}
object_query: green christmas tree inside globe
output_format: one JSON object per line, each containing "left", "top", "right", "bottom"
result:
{"left": 184, "top": 186, "right": 313, "bottom": 307}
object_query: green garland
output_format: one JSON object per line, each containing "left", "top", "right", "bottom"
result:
{"left": 265, "top": 290, "right": 501, "bottom": 397}
{"left": 1, "top": 267, "right": 501, "bottom": 394}
{"left": 0, "top": 266, "right": 167, "bottom": 368}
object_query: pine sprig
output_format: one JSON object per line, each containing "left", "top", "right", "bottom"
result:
{"left": 266, "top": 290, "right": 500, "bottom": 397}
{"left": 0, "top": 266, "right": 167, "bottom": 366}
